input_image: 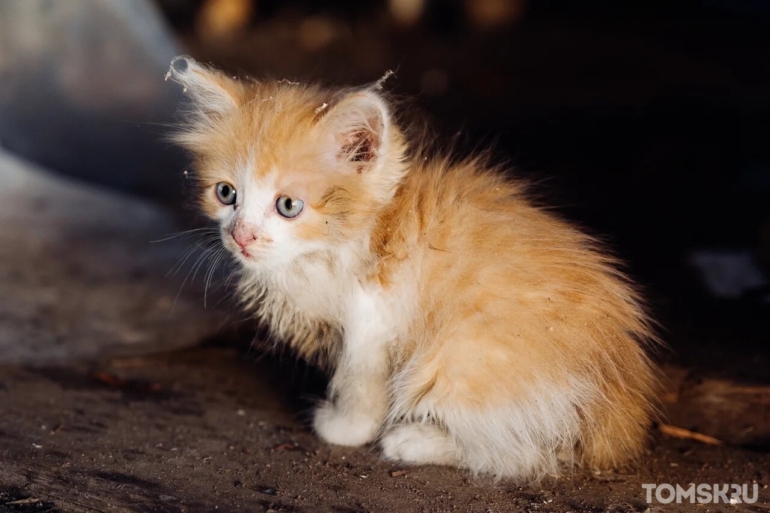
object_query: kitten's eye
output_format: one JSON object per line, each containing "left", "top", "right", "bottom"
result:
{"left": 215, "top": 182, "right": 237, "bottom": 206}
{"left": 276, "top": 196, "right": 304, "bottom": 218}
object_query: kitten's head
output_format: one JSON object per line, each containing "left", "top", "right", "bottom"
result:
{"left": 168, "top": 57, "right": 406, "bottom": 271}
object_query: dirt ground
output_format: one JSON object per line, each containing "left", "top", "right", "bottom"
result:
{"left": 1, "top": 344, "right": 769, "bottom": 513}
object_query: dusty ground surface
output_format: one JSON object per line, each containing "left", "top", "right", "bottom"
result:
{"left": 1, "top": 345, "right": 769, "bottom": 513}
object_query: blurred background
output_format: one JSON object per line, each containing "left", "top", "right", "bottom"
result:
{"left": 2, "top": 0, "right": 768, "bottom": 375}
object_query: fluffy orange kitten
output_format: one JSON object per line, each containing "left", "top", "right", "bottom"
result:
{"left": 168, "top": 57, "right": 659, "bottom": 482}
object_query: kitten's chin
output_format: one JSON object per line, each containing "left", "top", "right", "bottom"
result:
{"left": 233, "top": 249, "right": 273, "bottom": 271}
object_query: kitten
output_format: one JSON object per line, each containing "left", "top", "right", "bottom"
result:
{"left": 168, "top": 56, "right": 660, "bottom": 482}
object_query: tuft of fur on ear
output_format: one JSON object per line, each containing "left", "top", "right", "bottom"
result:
{"left": 321, "top": 91, "right": 390, "bottom": 175}
{"left": 166, "top": 56, "right": 240, "bottom": 118}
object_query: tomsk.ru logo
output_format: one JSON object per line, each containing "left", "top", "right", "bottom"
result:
{"left": 642, "top": 483, "right": 759, "bottom": 504}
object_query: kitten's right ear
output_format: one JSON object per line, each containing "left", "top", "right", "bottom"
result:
{"left": 166, "top": 56, "right": 239, "bottom": 116}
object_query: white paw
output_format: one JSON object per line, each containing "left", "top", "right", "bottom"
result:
{"left": 313, "top": 404, "right": 382, "bottom": 447}
{"left": 380, "top": 424, "right": 460, "bottom": 466}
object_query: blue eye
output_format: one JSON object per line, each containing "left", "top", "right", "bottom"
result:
{"left": 215, "top": 182, "right": 236, "bottom": 205}
{"left": 276, "top": 196, "right": 304, "bottom": 218}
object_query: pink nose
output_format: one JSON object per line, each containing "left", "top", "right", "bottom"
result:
{"left": 231, "top": 221, "right": 258, "bottom": 249}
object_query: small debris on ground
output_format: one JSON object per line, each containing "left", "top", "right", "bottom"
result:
{"left": 658, "top": 424, "right": 723, "bottom": 445}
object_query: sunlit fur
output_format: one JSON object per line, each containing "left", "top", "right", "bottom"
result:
{"left": 169, "top": 57, "right": 660, "bottom": 482}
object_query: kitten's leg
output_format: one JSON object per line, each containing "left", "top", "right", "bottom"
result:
{"left": 313, "top": 357, "right": 388, "bottom": 447}
{"left": 381, "top": 424, "right": 461, "bottom": 466}
{"left": 313, "top": 297, "right": 391, "bottom": 447}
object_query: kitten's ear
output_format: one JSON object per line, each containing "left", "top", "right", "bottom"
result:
{"left": 166, "top": 56, "right": 239, "bottom": 116}
{"left": 321, "top": 91, "right": 390, "bottom": 174}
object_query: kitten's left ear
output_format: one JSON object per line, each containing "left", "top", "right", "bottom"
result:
{"left": 166, "top": 56, "right": 240, "bottom": 117}
{"left": 320, "top": 90, "right": 390, "bottom": 174}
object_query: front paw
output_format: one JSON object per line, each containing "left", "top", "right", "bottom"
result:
{"left": 313, "top": 403, "right": 382, "bottom": 447}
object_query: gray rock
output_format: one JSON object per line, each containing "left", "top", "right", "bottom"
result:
{"left": 0, "top": 148, "right": 232, "bottom": 365}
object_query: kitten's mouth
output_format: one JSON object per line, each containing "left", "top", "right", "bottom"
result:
{"left": 226, "top": 240, "right": 255, "bottom": 261}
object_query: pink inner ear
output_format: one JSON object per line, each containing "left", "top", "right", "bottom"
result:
{"left": 340, "top": 126, "right": 381, "bottom": 170}
{"left": 324, "top": 92, "right": 388, "bottom": 174}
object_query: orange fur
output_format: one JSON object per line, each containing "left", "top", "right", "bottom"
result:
{"left": 169, "top": 57, "right": 660, "bottom": 482}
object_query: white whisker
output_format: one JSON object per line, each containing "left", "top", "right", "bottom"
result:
{"left": 150, "top": 227, "right": 219, "bottom": 244}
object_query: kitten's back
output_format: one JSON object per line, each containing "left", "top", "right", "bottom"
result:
{"left": 375, "top": 157, "right": 659, "bottom": 478}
